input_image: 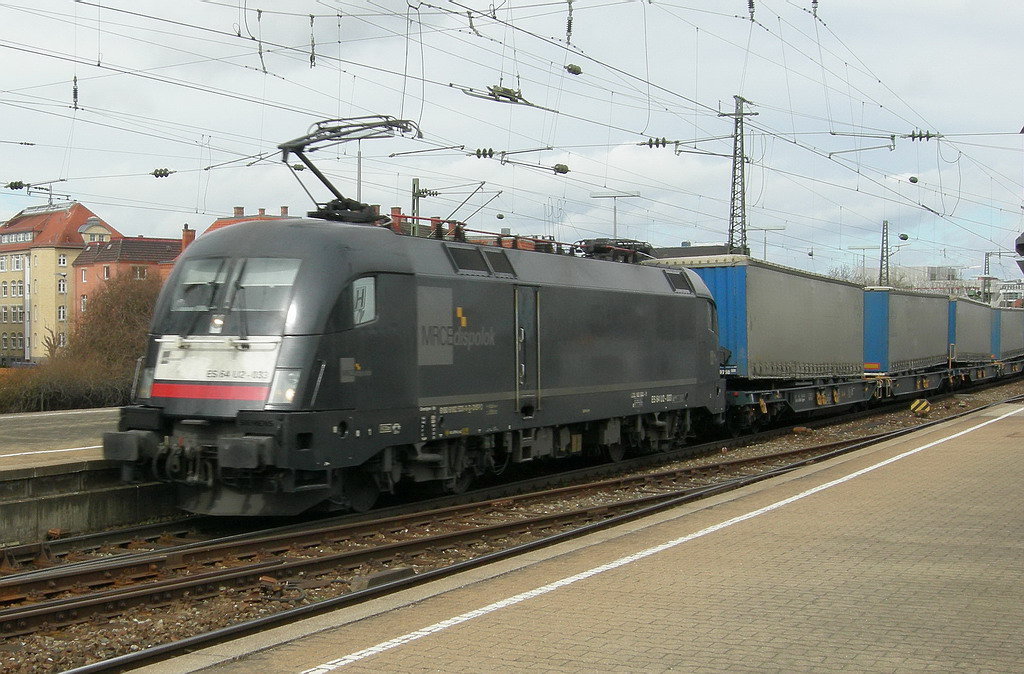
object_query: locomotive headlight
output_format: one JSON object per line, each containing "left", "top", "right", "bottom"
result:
{"left": 268, "top": 368, "right": 301, "bottom": 405}
{"left": 136, "top": 367, "right": 155, "bottom": 400}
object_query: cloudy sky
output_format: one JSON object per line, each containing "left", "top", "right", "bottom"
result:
{"left": 2, "top": 1, "right": 1023, "bottom": 280}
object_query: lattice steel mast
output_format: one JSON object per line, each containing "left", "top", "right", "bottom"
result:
{"left": 721, "top": 95, "right": 757, "bottom": 254}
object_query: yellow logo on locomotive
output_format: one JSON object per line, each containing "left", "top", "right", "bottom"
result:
{"left": 417, "top": 287, "right": 496, "bottom": 366}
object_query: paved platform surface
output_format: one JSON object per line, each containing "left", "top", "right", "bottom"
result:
{"left": 0, "top": 408, "right": 113, "bottom": 472}
{"left": 143, "top": 403, "right": 1024, "bottom": 673}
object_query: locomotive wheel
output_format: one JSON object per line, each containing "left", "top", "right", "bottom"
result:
{"left": 341, "top": 470, "right": 379, "bottom": 513}
{"left": 448, "top": 468, "right": 474, "bottom": 494}
{"left": 603, "top": 443, "right": 626, "bottom": 462}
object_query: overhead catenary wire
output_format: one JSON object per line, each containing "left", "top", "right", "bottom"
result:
{"left": 0, "top": 1, "right": 1019, "bottom": 275}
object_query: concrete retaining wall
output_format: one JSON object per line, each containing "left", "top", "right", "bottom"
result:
{"left": 1, "top": 462, "right": 178, "bottom": 544}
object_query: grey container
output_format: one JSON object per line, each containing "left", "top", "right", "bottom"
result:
{"left": 658, "top": 255, "right": 864, "bottom": 379}
{"left": 863, "top": 287, "right": 949, "bottom": 374}
{"left": 949, "top": 298, "right": 993, "bottom": 363}
{"left": 996, "top": 307, "right": 1024, "bottom": 360}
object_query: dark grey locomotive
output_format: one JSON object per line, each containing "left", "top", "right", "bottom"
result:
{"left": 104, "top": 219, "right": 725, "bottom": 515}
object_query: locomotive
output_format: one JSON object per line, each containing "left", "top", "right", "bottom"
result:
{"left": 103, "top": 219, "right": 726, "bottom": 515}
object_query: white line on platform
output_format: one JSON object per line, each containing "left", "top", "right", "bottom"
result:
{"left": 300, "top": 405, "right": 1024, "bottom": 673}
{"left": 2, "top": 445, "right": 102, "bottom": 458}
{"left": 1, "top": 408, "right": 115, "bottom": 421}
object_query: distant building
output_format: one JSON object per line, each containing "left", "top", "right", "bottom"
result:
{"left": 0, "top": 202, "right": 122, "bottom": 365}
{"left": 993, "top": 279, "right": 1024, "bottom": 308}
{"left": 72, "top": 227, "right": 192, "bottom": 322}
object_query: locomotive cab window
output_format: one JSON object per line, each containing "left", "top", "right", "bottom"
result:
{"left": 231, "top": 258, "right": 301, "bottom": 314}
{"left": 352, "top": 276, "right": 376, "bottom": 325}
{"left": 167, "top": 256, "right": 300, "bottom": 335}
{"left": 172, "top": 258, "right": 231, "bottom": 311}
{"left": 664, "top": 270, "right": 694, "bottom": 294}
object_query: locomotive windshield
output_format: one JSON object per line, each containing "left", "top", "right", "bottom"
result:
{"left": 167, "top": 256, "right": 301, "bottom": 336}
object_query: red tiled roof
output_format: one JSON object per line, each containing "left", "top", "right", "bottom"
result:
{"left": 73, "top": 237, "right": 182, "bottom": 265}
{"left": 0, "top": 201, "right": 123, "bottom": 250}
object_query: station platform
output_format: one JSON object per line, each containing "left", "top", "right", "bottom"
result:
{"left": 0, "top": 408, "right": 176, "bottom": 543}
{"left": 148, "top": 402, "right": 1024, "bottom": 673}
{"left": 0, "top": 408, "right": 113, "bottom": 472}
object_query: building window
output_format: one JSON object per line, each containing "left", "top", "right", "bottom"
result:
{"left": 57, "top": 278, "right": 67, "bottom": 294}
{"left": 1, "top": 333, "right": 6, "bottom": 350}
{"left": 81, "top": 295, "right": 87, "bottom": 313}
{"left": 103, "top": 265, "right": 110, "bottom": 280}
{"left": 0, "top": 256, "right": 5, "bottom": 272}
{"left": 0, "top": 306, "right": 5, "bottom": 322}
{"left": 58, "top": 332, "right": 66, "bottom": 348}
{"left": 58, "top": 254, "right": 67, "bottom": 267}
{"left": 12, "top": 256, "right": 22, "bottom": 272}
{"left": 15, "top": 281, "right": 23, "bottom": 297}
{"left": 81, "top": 268, "right": 87, "bottom": 283}
{"left": 133, "top": 266, "right": 148, "bottom": 280}
{"left": 0, "top": 282, "right": 6, "bottom": 297}
{"left": 58, "top": 305, "right": 67, "bottom": 321}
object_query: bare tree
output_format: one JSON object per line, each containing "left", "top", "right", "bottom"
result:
{"left": 42, "top": 327, "right": 62, "bottom": 360}
{"left": 828, "top": 264, "right": 912, "bottom": 288}
{"left": 63, "top": 272, "right": 163, "bottom": 382}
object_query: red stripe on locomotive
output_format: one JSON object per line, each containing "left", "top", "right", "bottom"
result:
{"left": 151, "top": 382, "right": 269, "bottom": 401}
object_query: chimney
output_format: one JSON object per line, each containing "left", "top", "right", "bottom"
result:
{"left": 257, "top": 208, "right": 266, "bottom": 216}
{"left": 280, "top": 206, "right": 289, "bottom": 217}
{"left": 233, "top": 206, "right": 244, "bottom": 217}
{"left": 389, "top": 206, "right": 404, "bottom": 233}
{"left": 182, "top": 224, "right": 196, "bottom": 251}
